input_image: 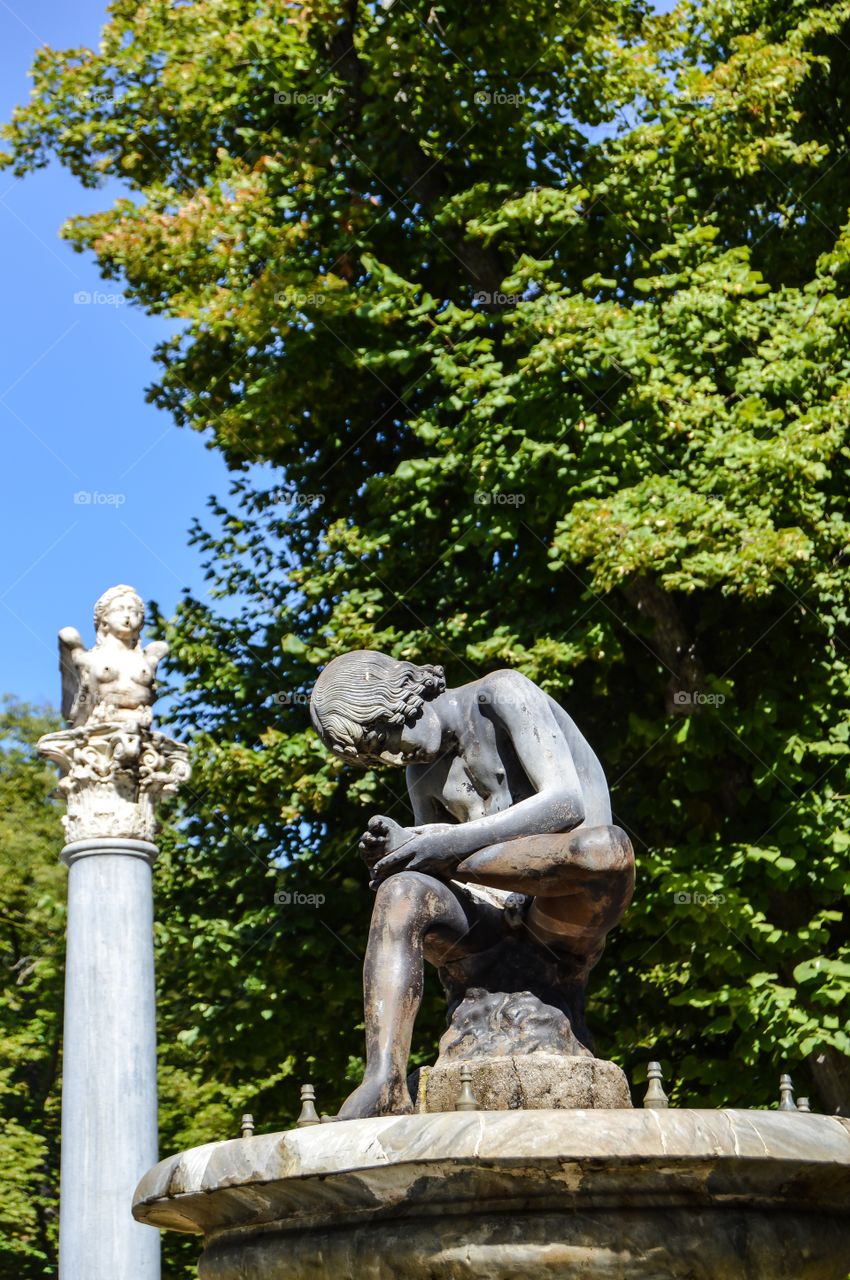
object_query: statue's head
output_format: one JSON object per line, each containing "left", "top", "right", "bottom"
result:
{"left": 94, "top": 585, "right": 145, "bottom": 644}
{"left": 310, "top": 650, "right": 446, "bottom": 767}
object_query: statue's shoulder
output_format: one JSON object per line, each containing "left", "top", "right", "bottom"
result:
{"left": 499, "top": 667, "right": 539, "bottom": 684}
{"left": 471, "top": 668, "right": 553, "bottom": 718}
{"left": 474, "top": 668, "right": 541, "bottom": 697}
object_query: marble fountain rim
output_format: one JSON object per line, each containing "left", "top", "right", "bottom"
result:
{"left": 133, "top": 1109, "right": 850, "bottom": 1238}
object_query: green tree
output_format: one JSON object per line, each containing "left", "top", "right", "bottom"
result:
{"left": 3, "top": 1, "right": 849, "bottom": 1200}
{"left": 0, "top": 699, "right": 279, "bottom": 1280}
{"left": 0, "top": 700, "right": 64, "bottom": 1276}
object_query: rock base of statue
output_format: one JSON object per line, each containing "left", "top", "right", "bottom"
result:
{"left": 409, "top": 987, "right": 630, "bottom": 1112}
{"left": 134, "top": 1110, "right": 850, "bottom": 1280}
{"left": 413, "top": 1051, "right": 630, "bottom": 1112}
{"left": 436, "top": 987, "right": 592, "bottom": 1058}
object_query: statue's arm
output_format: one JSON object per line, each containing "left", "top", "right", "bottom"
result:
{"left": 429, "top": 674, "right": 584, "bottom": 860}
{"left": 371, "top": 679, "right": 585, "bottom": 882}
{"left": 59, "top": 627, "right": 85, "bottom": 659}
{"left": 407, "top": 765, "right": 451, "bottom": 826}
{"left": 144, "top": 640, "right": 169, "bottom": 671}
{"left": 359, "top": 768, "right": 454, "bottom": 874}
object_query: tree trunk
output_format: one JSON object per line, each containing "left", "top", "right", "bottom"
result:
{"left": 809, "top": 1045, "right": 850, "bottom": 1115}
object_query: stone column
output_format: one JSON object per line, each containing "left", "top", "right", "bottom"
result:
{"left": 59, "top": 838, "right": 161, "bottom": 1280}
{"left": 38, "top": 586, "right": 190, "bottom": 1280}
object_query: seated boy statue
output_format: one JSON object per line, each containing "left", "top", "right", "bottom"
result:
{"left": 309, "top": 650, "right": 634, "bottom": 1119}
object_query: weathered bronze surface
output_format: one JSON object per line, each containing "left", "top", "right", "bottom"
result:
{"left": 309, "top": 651, "right": 635, "bottom": 1118}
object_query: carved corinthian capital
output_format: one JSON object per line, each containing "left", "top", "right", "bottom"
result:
{"left": 38, "top": 724, "right": 191, "bottom": 843}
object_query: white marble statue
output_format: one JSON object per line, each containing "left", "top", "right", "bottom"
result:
{"left": 39, "top": 584, "right": 190, "bottom": 843}
{"left": 59, "top": 584, "right": 168, "bottom": 730}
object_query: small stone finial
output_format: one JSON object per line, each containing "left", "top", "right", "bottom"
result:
{"left": 296, "top": 1083, "right": 320, "bottom": 1127}
{"left": 239, "top": 1112, "right": 255, "bottom": 1138}
{"left": 779, "top": 1073, "right": 796, "bottom": 1111}
{"left": 796, "top": 1096, "right": 812, "bottom": 1113}
{"left": 643, "top": 1061, "right": 669, "bottom": 1110}
{"left": 455, "top": 1065, "right": 480, "bottom": 1112}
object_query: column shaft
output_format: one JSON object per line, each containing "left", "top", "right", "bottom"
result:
{"left": 59, "top": 841, "right": 160, "bottom": 1280}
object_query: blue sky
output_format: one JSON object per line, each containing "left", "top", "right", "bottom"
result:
{"left": 0, "top": 0, "right": 237, "bottom": 710}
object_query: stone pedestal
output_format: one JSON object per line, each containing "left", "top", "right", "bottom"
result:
{"left": 133, "top": 1109, "right": 850, "bottom": 1279}
{"left": 414, "top": 1052, "right": 631, "bottom": 1112}
{"left": 60, "top": 839, "right": 161, "bottom": 1280}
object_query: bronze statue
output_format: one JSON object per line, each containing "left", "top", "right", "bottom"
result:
{"left": 310, "top": 651, "right": 634, "bottom": 1118}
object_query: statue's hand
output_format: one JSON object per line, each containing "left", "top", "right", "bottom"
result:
{"left": 370, "top": 827, "right": 458, "bottom": 886}
{"left": 358, "top": 814, "right": 412, "bottom": 870}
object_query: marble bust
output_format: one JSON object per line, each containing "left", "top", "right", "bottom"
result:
{"left": 59, "top": 584, "right": 168, "bottom": 730}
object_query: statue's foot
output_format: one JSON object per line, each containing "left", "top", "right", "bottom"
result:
{"left": 337, "top": 1074, "right": 414, "bottom": 1119}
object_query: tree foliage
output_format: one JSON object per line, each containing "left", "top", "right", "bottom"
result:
{"left": 3, "top": 3, "right": 850, "bottom": 1269}
{"left": 0, "top": 701, "right": 64, "bottom": 1276}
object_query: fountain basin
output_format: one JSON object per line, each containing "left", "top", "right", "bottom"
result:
{"left": 133, "top": 1108, "right": 850, "bottom": 1278}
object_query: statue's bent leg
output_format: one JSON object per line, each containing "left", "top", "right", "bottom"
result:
{"left": 453, "top": 825, "right": 635, "bottom": 959}
{"left": 338, "top": 870, "right": 498, "bottom": 1120}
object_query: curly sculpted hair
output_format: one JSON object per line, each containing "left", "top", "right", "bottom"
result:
{"left": 309, "top": 650, "right": 446, "bottom": 762}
